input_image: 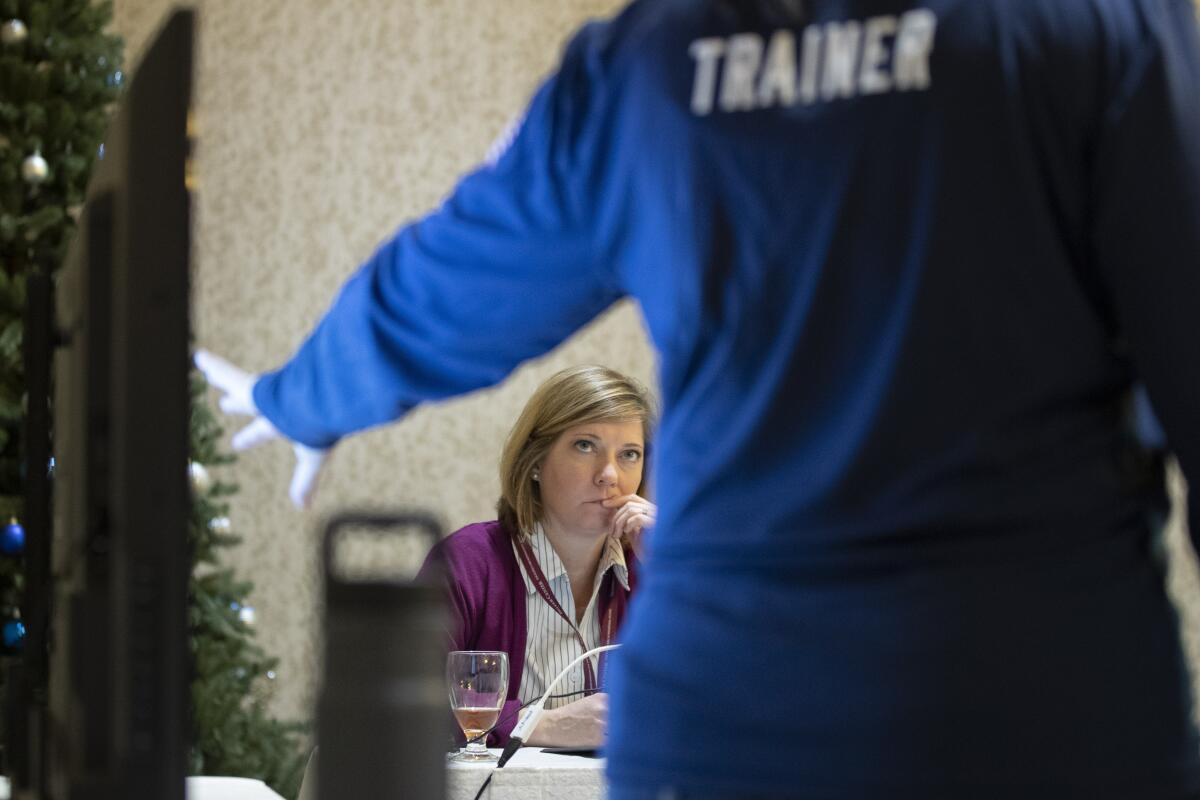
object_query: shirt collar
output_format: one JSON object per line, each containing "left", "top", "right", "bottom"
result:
{"left": 598, "top": 534, "right": 631, "bottom": 593}
{"left": 516, "top": 523, "right": 630, "bottom": 595}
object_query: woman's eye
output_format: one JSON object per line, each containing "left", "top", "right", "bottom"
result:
{"left": 621, "top": 449, "right": 642, "bottom": 462}
{"left": 573, "top": 440, "right": 595, "bottom": 452}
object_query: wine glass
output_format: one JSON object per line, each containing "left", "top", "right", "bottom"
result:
{"left": 447, "top": 650, "right": 509, "bottom": 762}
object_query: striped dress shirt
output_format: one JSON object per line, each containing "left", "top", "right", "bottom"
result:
{"left": 514, "top": 523, "right": 629, "bottom": 709}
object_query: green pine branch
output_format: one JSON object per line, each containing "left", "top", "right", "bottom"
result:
{"left": 189, "top": 375, "right": 308, "bottom": 799}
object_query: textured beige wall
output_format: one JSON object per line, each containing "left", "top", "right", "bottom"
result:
{"left": 109, "top": 0, "right": 1200, "bottom": 737}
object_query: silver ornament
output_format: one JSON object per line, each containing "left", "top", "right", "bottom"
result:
{"left": 189, "top": 461, "right": 213, "bottom": 493}
{"left": 208, "top": 516, "right": 232, "bottom": 534}
{"left": 21, "top": 152, "right": 49, "bottom": 184}
{"left": 237, "top": 605, "right": 256, "bottom": 626}
{"left": 0, "top": 19, "right": 28, "bottom": 46}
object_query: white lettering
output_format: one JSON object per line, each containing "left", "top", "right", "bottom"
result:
{"left": 689, "top": 37, "right": 726, "bottom": 115}
{"left": 894, "top": 9, "right": 937, "bottom": 90}
{"left": 720, "top": 33, "right": 765, "bottom": 112}
{"left": 798, "top": 25, "right": 822, "bottom": 104}
{"left": 757, "top": 30, "right": 797, "bottom": 107}
{"left": 859, "top": 16, "right": 897, "bottom": 95}
{"left": 821, "top": 21, "right": 862, "bottom": 101}
{"left": 687, "top": 11, "right": 937, "bottom": 116}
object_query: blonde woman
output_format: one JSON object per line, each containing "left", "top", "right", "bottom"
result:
{"left": 419, "top": 365, "right": 656, "bottom": 749}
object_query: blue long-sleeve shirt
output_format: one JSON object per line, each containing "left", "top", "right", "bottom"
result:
{"left": 255, "top": 0, "right": 1200, "bottom": 795}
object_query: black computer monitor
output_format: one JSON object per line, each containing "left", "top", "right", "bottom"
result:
{"left": 14, "top": 9, "right": 194, "bottom": 799}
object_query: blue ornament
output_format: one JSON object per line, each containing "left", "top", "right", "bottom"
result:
{"left": 2, "top": 620, "right": 25, "bottom": 652}
{"left": 1, "top": 520, "right": 24, "bottom": 556}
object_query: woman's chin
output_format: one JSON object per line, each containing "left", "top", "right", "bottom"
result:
{"left": 566, "top": 515, "right": 614, "bottom": 539}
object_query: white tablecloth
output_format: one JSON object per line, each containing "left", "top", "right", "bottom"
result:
{"left": 187, "top": 776, "right": 286, "bottom": 800}
{"left": 6, "top": 760, "right": 605, "bottom": 800}
{"left": 448, "top": 748, "right": 605, "bottom": 800}
{"left": 0, "top": 776, "right": 285, "bottom": 800}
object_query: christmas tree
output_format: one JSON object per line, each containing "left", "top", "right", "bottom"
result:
{"left": 0, "top": 0, "right": 123, "bottom": 667}
{"left": 189, "top": 380, "right": 308, "bottom": 798}
{"left": 0, "top": 3, "right": 306, "bottom": 796}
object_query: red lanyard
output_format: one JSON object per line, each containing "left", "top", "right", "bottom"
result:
{"left": 514, "top": 534, "right": 621, "bottom": 692}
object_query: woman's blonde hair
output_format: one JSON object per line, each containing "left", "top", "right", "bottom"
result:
{"left": 497, "top": 365, "right": 655, "bottom": 539}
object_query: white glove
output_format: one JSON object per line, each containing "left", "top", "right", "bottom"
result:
{"left": 193, "top": 349, "right": 330, "bottom": 510}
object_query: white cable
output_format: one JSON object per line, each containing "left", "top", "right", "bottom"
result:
{"left": 499, "top": 643, "right": 620, "bottom": 767}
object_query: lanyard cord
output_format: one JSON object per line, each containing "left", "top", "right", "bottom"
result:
{"left": 513, "top": 534, "right": 621, "bottom": 690}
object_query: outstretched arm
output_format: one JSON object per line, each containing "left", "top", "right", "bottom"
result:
{"left": 252, "top": 24, "right": 625, "bottom": 451}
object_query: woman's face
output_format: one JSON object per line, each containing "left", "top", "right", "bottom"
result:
{"left": 537, "top": 418, "right": 645, "bottom": 540}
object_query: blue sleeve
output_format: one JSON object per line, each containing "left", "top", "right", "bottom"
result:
{"left": 1091, "top": 0, "right": 1200, "bottom": 537}
{"left": 253, "top": 26, "right": 623, "bottom": 448}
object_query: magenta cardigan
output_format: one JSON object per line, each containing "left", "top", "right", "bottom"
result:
{"left": 417, "top": 520, "right": 638, "bottom": 746}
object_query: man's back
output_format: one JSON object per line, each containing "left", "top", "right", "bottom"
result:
{"left": 588, "top": 1, "right": 1200, "bottom": 795}
{"left": 592, "top": 0, "right": 1188, "bottom": 566}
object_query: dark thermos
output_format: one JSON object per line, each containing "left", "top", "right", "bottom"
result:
{"left": 317, "top": 512, "right": 449, "bottom": 800}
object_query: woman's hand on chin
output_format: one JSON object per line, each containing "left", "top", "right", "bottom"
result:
{"left": 525, "top": 692, "right": 608, "bottom": 748}
{"left": 603, "top": 494, "right": 657, "bottom": 555}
